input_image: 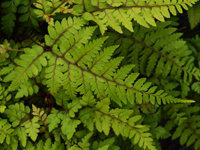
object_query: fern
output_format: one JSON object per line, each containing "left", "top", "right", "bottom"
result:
{"left": 18, "top": 0, "right": 39, "bottom": 27}
{"left": 169, "top": 106, "right": 200, "bottom": 149}
{"left": 8, "top": 45, "right": 47, "bottom": 91}
{"left": 0, "top": 118, "right": 15, "bottom": 144}
{"left": 187, "top": 1, "right": 200, "bottom": 29}
{"left": 1, "top": 0, "right": 200, "bottom": 149}
{"left": 106, "top": 21, "right": 200, "bottom": 85}
{"left": 1, "top": 0, "right": 21, "bottom": 37}
{"left": 73, "top": 0, "right": 198, "bottom": 34}
{"left": 33, "top": 0, "right": 74, "bottom": 26}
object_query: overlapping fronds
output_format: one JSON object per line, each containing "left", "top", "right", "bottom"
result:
{"left": 187, "top": 1, "right": 200, "bottom": 29}
{"left": 1, "top": 0, "right": 200, "bottom": 149}
{"left": 73, "top": 0, "right": 198, "bottom": 34}
{"left": 105, "top": 21, "right": 200, "bottom": 84}
{"left": 42, "top": 17, "right": 194, "bottom": 106}
{"left": 78, "top": 92, "right": 156, "bottom": 150}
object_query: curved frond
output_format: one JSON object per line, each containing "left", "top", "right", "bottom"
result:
{"left": 73, "top": 0, "right": 198, "bottom": 34}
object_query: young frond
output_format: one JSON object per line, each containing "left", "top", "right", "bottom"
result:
{"left": 73, "top": 0, "right": 198, "bottom": 34}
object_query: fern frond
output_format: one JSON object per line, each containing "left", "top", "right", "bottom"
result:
{"left": 47, "top": 109, "right": 81, "bottom": 140}
{"left": 32, "top": 104, "right": 48, "bottom": 126}
{"left": 15, "top": 80, "right": 39, "bottom": 98}
{"left": 47, "top": 109, "right": 62, "bottom": 132}
{"left": 0, "top": 119, "right": 14, "bottom": 144}
{"left": 79, "top": 97, "right": 156, "bottom": 150}
{"left": 33, "top": 0, "right": 74, "bottom": 26}
{"left": 0, "top": 0, "right": 21, "bottom": 37}
{"left": 24, "top": 139, "right": 64, "bottom": 150}
{"left": 44, "top": 17, "right": 194, "bottom": 106}
{"left": 0, "top": 63, "right": 15, "bottom": 78}
{"left": 92, "top": 137, "right": 120, "bottom": 150}
{"left": 192, "top": 81, "right": 200, "bottom": 94}
{"left": 8, "top": 45, "right": 47, "bottom": 91}
{"left": 47, "top": 98, "right": 82, "bottom": 139}
{"left": 15, "top": 126, "right": 27, "bottom": 147}
{"left": 18, "top": 0, "right": 39, "bottom": 27}
{"left": 164, "top": 104, "right": 188, "bottom": 129}
{"left": 172, "top": 113, "right": 200, "bottom": 149}
{"left": 187, "top": 1, "right": 200, "bottom": 29}
{"left": 5, "top": 103, "right": 31, "bottom": 127}
{"left": 21, "top": 116, "right": 40, "bottom": 141}
{"left": 0, "top": 84, "right": 11, "bottom": 106}
{"left": 73, "top": 0, "right": 198, "bottom": 34}
{"left": 4, "top": 103, "right": 32, "bottom": 147}
{"left": 76, "top": 132, "right": 93, "bottom": 149}
{"left": 106, "top": 21, "right": 200, "bottom": 84}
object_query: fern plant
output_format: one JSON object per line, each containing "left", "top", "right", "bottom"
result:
{"left": 1, "top": 0, "right": 200, "bottom": 150}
